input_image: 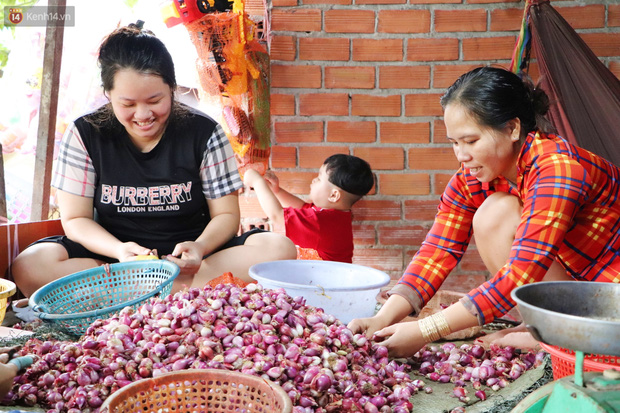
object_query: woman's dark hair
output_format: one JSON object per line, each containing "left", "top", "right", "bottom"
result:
{"left": 89, "top": 22, "right": 187, "bottom": 128}
{"left": 324, "top": 154, "right": 374, "bottom": 197}
{"left": 440, "top": 66, "right": 554, "bottom": 138}
{"left": 98, "top": 22, "right": 176, "bottom": 92}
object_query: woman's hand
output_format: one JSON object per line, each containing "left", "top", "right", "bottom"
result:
{"left": 373, "top": 320, "right": 427, "bottom": 359}
{"left": 165, "top": 241, "right": 204, "bottom": 277}
{"left": 116, "top": 242, "right": 154, "bottom": 262}
{"left": 0, "top": 362, "right": 18, "bottom": 398}
{"left": 348, "top": 315, "right": 389, "bottom": 339}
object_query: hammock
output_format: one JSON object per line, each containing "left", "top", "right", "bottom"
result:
{"left": 511, "top": 0, "right": 620, "bottom": 166}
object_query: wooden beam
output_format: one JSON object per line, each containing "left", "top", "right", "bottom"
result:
{"left": 30, "top": 0, "right": 66, "bottom": 221}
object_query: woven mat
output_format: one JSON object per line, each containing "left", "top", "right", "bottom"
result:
{"left": 409, "top": 355, "right": 552, "bottom": 413}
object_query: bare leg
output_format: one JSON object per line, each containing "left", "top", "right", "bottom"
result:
{"left": 472, "top": 192, "right": 571, "bottom": 280}
{"left": 471, "top": 192, "right": 572, "bottom": 348}
{"left": 172, "top": 232, "right": 297, "bottom": 293}
{"left": 11, "top": 243, "right": 104, "bottom": 297}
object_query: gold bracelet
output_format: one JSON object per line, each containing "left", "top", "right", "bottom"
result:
{"left": 431, "top": 312, "right": 452, "bottom": 338}
{"left": 418, "top": 317, "right": 440, "bottom": 343}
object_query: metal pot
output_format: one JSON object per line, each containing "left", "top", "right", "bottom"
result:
{"left": 511, "top": 281, "right": 620, "bottom": 356}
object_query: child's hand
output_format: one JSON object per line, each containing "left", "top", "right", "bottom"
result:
{"left": 263, "top": 170, "right": 280, "bottom": 193}
{"left": 243, "top": 168, "right": 261, "bottom": 188}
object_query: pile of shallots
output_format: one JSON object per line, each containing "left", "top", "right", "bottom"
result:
{"left": 411, "top": 341, "right": 546, "bottom": 403}
{"left": 5, "top": 283, "right": 423, "bottom": 413}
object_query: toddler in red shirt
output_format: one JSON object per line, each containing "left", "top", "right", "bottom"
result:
{"left": 243, "top": 154, "right": 374, "bottom": 263}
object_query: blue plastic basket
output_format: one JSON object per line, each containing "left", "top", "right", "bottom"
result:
{"left": 29, "top": 260, "right": 179, "bottom": 336}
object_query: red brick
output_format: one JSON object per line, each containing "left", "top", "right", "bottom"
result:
{"left": 404, "top": 93, "right": 443, "bottom": 117}
{"left": 463, "top": 36, "right": 516, "bottom": 61}
{"left": 353, "top": 39, "right": 404, "bottom": 62}
{"left": 378, "top": 122, "right": 428, "bottom": 144}
{"left": 434, "top": 64, "right": 481, "bottom": 88}
{"left": 245, "top": 0, "right": 266, "bottom": 19}
{"left": 271, "top": 145, "right": 297, "bottom": 168}
{"left": 407, "top": 38, "right": 459, "bottom": 61}
{"left": 299, "top": 38, "right": 350, "bottom": 61}
{"left": 352, "top": 94, "right": 401, "bottom": 117}
{"left": 274, "top": 122, "right": 323, "bottom": 143}
{"left": 611, "top": 5, "right": 620, "bottom": 27}
{"left": 270, "top": 36, "right": 296, "bottom": 61}
{"left": 275, "top": 171, "right": 316, "bottom": 195}
{"left": 555, "top": 5, "right": 605, "bottom": 29}
{"left": 353, "top": 200, "right": 402, "bottom": 221}
{"left": 304, "top": 0, "right": 350, "bottom": 5}
{"left": 434, "top": 120, "right": 447, "bottom": 143}
{"left": 353, "top": 147, "right": 405, "bottom": 170}
{"left": 468, "top": 0, "right": 519, "bottom": 3}
{"left": 327, "top": 121, "right": 377, "bottom": 143}
{"left": 435, "top": 9, "right": 487, "bottom": 32}
{"left": 378, "top": 10, "right": 431, "bottom": 34}
{"left": 357, "top": 0, "right": 405, "bottom": 4}
{"left": 408, "top": 147, "right": 459, "bottom": 170}
{"left": 379, "top": 224, "right": 429, "bottom": 246}
{"left": 410, "top": 0, "right": 459, "bottom": 3}
{"left": 404, "top": 199, "right": 440, "bottom": 221}
{"left": 609, "top": 61, "right": 620, "bottom": 80}
{"left": 353, "top": 224, "right": 376, "bottom": 246}
{"left": 325, "top": 10, "right": 376, "bottom": 33}
{"left": 271, "top": 9, "right": 322, "bottom": 32}
{"left": 490, "top": 8, "right": 523, "bottom": 32}
{"left": 271, "top": 64, "right": 321, "bottom": 88}
{"left": 299, "top": 94, "right": 349, "bottom": 116}
{"left": 271, "top": 94, "right": 296, "bottom": 116}
{"left": 325, "top": 66, "right": 375, "bottom": 89}
{"left": 379, "top": 66, "right": 431, "bottom": 89}
{"left": 272, "top": 0, "right": 296, "bottom": 6}
{"left": 352, "top": 248, "right": 403, "bottom": 274}
{"left": 379, "top": 173, "right": 430, "bottom": 195}
{"left": 580, "top": 33, "right": 620, "bottom": 57}
{"left": 299, "top": 146, "right": 350, "bottom": 169}
{"left": 433, "top": 173, "right": 455, "bottom": 195}
{"left": 239, "top": 195, "right": 267, "bottom": 219}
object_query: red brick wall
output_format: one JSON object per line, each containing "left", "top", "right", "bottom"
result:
{"left": 241, "top": 0, "right": 620, "bottom": 292}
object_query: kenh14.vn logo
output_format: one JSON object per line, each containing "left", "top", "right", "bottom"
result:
{"left": 8, "top": 8, "right": 23, "bottom": 24}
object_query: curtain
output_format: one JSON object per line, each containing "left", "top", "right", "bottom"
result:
{"left": 528, "top": 0, "right": 620, "bottom": 166}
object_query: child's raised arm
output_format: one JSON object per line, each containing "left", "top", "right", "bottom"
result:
{"left": 243, "top": 169, "right": 286, "bottom": 227}
{"left": 263, "top": 171, "right": 306, "bottom": 209}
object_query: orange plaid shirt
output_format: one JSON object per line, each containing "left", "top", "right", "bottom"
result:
{"left": 396, "top": 132, "right": 620, "bottom": 324}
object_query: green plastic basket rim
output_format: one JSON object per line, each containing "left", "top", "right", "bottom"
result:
{"left": 29, "top": 260, "right": 179, "bottom": 321}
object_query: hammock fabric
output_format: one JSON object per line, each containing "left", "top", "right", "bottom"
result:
{"left": 511, "top": 0, "right": 620, "bottom": 166}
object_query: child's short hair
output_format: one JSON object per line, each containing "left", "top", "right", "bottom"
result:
{"left": 324, "top": 154, "right": 374, "bottom": 197}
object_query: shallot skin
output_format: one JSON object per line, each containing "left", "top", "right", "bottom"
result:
{"left": 6, "top": 284, "right": 425, "bottom": 413}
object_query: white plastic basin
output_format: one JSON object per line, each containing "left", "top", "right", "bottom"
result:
{"left": 248, "top": 260, "right": 391, "bottom": 324}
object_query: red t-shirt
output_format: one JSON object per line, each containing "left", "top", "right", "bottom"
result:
{"left": 284, "top": 203, "right": 353, "bottom": 263}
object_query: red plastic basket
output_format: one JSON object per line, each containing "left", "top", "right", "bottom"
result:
{"left": 540, "top": 342, "right": 620, "bottom": 380}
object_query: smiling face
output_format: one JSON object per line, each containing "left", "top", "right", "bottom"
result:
{"left": 444, "top": 103, "right": 521, "bottom": 183}
{"left": 108, "top": 69, "right": 173, "bottom": 146}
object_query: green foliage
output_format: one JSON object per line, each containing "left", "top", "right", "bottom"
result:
{"left": 0, "top": 0, "right": 39, "bottom": 77}
{"left": 124, "top": 0, "right": 139, "bottom": 10}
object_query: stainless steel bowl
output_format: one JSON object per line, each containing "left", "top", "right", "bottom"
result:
{"left": 511, "top": 281, "right": 620, "bottom": 356}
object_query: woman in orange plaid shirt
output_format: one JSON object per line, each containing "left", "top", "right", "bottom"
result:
{"left": 349, "top": 66, "right": 620, "bottom": 358}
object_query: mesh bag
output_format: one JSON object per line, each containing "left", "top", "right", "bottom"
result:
{"left": 186, "top": 7, "right": 270, "bottom": 178}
